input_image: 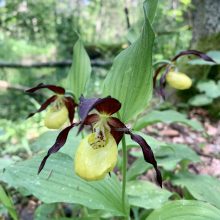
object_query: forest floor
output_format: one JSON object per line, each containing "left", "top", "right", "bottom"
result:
{"left": 144, "top": 108, "right": 220, "bottom": 178}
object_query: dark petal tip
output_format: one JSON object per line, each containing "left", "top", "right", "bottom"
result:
{"left": 157, "top": 65, "right": 172, "bottom": 100}
{"left": 108, "top": 117, "right": 127, "bottom": 144}
{"left": 129, "top": 132, "right": 162, "bottom": 187}
{"left": 172, "top": 50, "right": 216, "bottom": 63}
{"left": 153, "top": 64, "right": 167, "bottom": 89}
{"left": 64, "top": 97, "right": 77, "bottom": 124}
{"left": 27, "top": 95, "right": 57, "bottom": 119}
{"left": 38, "top": 124, "right": 75, "bottom": 174}
{"left": 26, "top": 83, "right": 65, "bottom": 95}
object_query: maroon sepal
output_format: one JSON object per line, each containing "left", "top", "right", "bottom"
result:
{"left": 26, "top": 83, "right": 65, "bottom": 95}
{"left": 83, "top": 114, "right": 100, "bottom": 125}
{"left": 158, "top": 65, "right": 173, "bottom": 100}
{"left": 64, "top": 97, "right": 77, "bottom": 124}
{"left": 38, "top": 123, "right": 76, "bottom": 174}
{"left": 129, "top": 132, "right": 162, "bottom": 187}
{"left": 95, "top": 97, "right": 121, "bottom": 115}
{"left": 108, "top": 117, "right": 127, "bottom": 144}
{"left": 153, "top": 64, "right": 167, "bottom": 89}
{"left": 78, "top": 96, "right": 99, "bottom": 120}
{"left": 78, "top": 96, "right": 121, "bottom": 134}
{"left": 172, "top": 50, "right": 216, "bottom": 63}
{"left": 27, "top": 95, "right": 57, "bottom": 118}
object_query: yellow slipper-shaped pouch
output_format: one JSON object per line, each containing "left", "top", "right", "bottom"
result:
{"left": 166, "top": 71, "right": 192, "bottom": 90}
{"left": 74, "top": 132, "right": 118, "bottom": 181}
{"left": 44, "top": 105, "right": 68, "bottom": 129}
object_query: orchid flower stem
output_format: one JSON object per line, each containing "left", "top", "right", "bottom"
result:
{"left": 116, "top": 113, "right": 129, "bottom": 217}
{"left": 153, "top": 60, "right": 172, "bottom": 67}
{"left": 121, "top": 135, "right": 128, "bottom": 216}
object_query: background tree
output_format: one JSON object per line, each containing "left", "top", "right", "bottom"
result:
{"left": 191, "top": 0, "right": 220, "bottom": 51}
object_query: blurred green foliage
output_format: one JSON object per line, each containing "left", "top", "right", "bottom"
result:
{"left": 0, "top": 0, "right": 192, "bottom": 121}
{"left": 0, "top": 0, "right": 194, "bottom": 160}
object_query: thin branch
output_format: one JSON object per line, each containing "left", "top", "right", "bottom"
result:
{"left": 124, "top": 7, "right": 130, "bottom": 29}
{"left": 0, "top": 60, "right": 112, "bottom": 69}
{"left": 193, "top": 147, "right": 220, "bottom": 160}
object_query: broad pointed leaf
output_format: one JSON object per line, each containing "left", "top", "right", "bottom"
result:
{"left": 189, "top": 94, "right": 213, "bottom": 106}
{"left": 103, "top": 0, "right": 158, "bottom": 122}
{"left": 146, "top": 200, "right": 220, "bottom": 220}
{"left": 67, "top": 39, "right": 92, "bottom": 100}
{"left": 127, "top": 180, "right": 171, "bottom": 209}
{"left": 0, "top": 185, "right": 18, "bottom": 220}
{"left": 173, "top": 173, "right": 220, "bottom": 209}
{"left": 196, "top": 80, "right": 220, "bottom": 99}
{"left": 134, "top": 110, "right": 203, "bottom": 131}
{"left": 0, "top": 153, "right": 129, "bottom": 217}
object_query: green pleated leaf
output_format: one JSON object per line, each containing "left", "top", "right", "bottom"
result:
{"left": 189, "top": 94, "right": 213, "bottom": 106}
{"left": 127, "top": 180, "right": 171, "bottom": 209}
{"left": 0, "top": 153, "right": 128, "bottom": 217}
{"left": 0, "top": 185, "right": 18, "bottom": 220}
{"left": 197, "top": 80, "right": 220, "bottom": 99}
{"left": 103, "top": 0, "right": 158, "bottom": 122}
{"left": 155, "top": 143, "right": 200, "bottom": 171}
{"left": 146, "top": 200, "right": 220, "bottom": 220}
{"left": 67, "top": 38, "right": 92, "bottom": 100}
{"left": 34, "top": 203, "right": 56, "bottom": 220}
{"left": 173, "top": 173, "right": 220, "bottom": 209}
{"left": 127, "top": 157, "right": 151, "bottom": 181}
{"left": 126, "top": 132, "right": 200, "bottom": 171}
{"left": 128, "top": 143, "right": 200, "bottom": 174}
{"left": 134, "top": 110, "right": 203, "bottom": 131}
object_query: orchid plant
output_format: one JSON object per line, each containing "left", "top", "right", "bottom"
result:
{"left": 23, "top": 0, "right": 216, "bottom": 218}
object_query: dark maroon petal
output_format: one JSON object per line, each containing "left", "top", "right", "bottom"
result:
{"left": 64, "top": 97, "right": 77, "bottom": 124}
{"left": 172, "top": 50, "right": 216, "bottom": 63}
{"left": 108, "top": 117, "right": 127, "bottom": 144}
{"left": 84, "top": 113, "right": 100, "bottom": 125}
{"left": 78, "top": 96, "right": 99, "bottom": 133}
{"left": 27, "top": 95, "right": 57, "bottom": 118}
{"left": 153, "top": 64, "right": 167, "bottom": 89}
{"left": 38, "top": 123, "right": 75, "bottom": 174}
{"left": 129, "top": 132, "right": 162, "bottom": 187}
{"left": 26, "top": 83, "right": 65, "bottom": 95}
{"left": 95, "top": 97, "right": 121, "bottom": 115}
{"left": 78, "top": 96, "right": 121, "bottom": 134}
{"left": 158, "top": 65, "right": 173, "bottom": 100}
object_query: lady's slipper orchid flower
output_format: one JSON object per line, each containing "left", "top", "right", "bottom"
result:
{"left": 26, "top": 83, "right": 77, "bottom": 129}
{"left": 153, "top": 50, "right": 216, "bottom": 100}
{"left": 37, "top": 96, "right": 162, "bottom": 187}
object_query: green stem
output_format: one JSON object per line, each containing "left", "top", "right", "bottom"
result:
{"left": 153, "top": 60, "right": 172, "bottom": 67}
{"left": 121, "top": 135, "right": 128, "bottom": 215}
{"left": 117, "top": 112, "right": 129, "bottom": 217}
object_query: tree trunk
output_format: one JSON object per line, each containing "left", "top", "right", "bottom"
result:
{"left": 191, "top": 0, "right": 220, "bottom": 51}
